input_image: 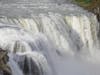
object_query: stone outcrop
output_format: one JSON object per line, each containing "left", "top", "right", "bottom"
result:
{"left": 0, "top": 48, "right": 12, "bottom": 75}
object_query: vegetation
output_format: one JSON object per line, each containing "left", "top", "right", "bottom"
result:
{"left": 75, "top": 0, "right": 100, "bottom": 21}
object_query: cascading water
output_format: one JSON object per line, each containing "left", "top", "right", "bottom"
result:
{"left": 0, "top": 0, "right": 100, "bottom": 75}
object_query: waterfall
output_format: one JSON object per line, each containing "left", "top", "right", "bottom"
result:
{"left": 0, "top": 12, "right": 98, "bottom": 54}
{"left": 0, "top": 1, "right": 100, "bottom": 75}
{"left": 8, "top": 57, "right": 24, "bottom": 75}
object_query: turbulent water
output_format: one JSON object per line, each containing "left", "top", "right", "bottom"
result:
{"left": 0, "top": 0, "right": 100, "bottom": 75}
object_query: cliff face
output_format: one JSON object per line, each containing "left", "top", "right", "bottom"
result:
{"left": 0, "top": 49, "right": 11, "bottom": 75}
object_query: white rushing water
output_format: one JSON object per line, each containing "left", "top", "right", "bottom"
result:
{"left": 0, "top": 1, "right": 100, "bottom": 75}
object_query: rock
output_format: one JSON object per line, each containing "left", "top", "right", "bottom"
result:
{"left": 0, "top": 48, "right": 12, "bottom": 75}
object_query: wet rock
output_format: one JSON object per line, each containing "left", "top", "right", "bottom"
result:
{"left": 0, "top": 48, "right": 12, "bottom": 75}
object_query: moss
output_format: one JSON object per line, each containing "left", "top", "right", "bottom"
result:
{"left": 75, "top": 0, "right": 92, "bottom": 3}
{"left": 75, "top": 0, "right": 99, "bottom": 10}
